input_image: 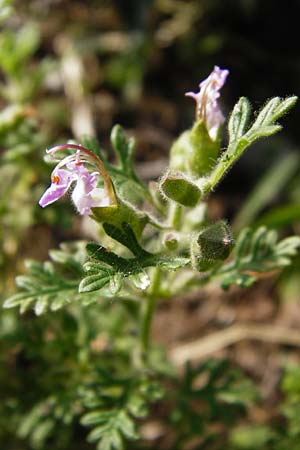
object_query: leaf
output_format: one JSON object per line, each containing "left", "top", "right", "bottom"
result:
{"left": 81, "top": 411, "right": 111, "bottom": 427}
{"left": 117, "top": 411, "right": 138, "bottom": 440}
{"left": 272, "top": 96, "right": 298, "bottom": 121}
{"left": 204, "top": 96, "right": 297, "bottom": 193}
{"left": 230, "top": 425, "right": 274, "bottom": 449}
{"left": 3, "top": 243, "right": 104, "bottom": 313}
{"left": 79, "top": 273, "right": 112, "bottom": 293}
{"left": 228, "top": 97, "right": 251, "bottom": 143}
{"left": 247, "top": 124, "right": 282, "bottom": 140}
{"left": 218, "top": 226, "right": 300, "bottom": 290}
{"left": 86, "top": 244, "right": 131, "bottom": 271}
{"left": 254, "top": 204, "right": 300, "bottom": 229}
{"left": 80, "top": 376, "right": 162, "bottom": 450}
{"left": 251, "top": 97, "right": 281, "bottom": 128}
{"left": 81, "top": 135, "right": 107, "bottom": 161}
{"left": 80, "top": 224, "right": 189, "bottom": 293}
{"left": 111, "top": 125, "right": 135, "bottom": 174}
{"left": 102, "top": 222, "right": 150, "bottom": 257}
{"left": 83, "top": 409, "right": 136, "bottom": 449}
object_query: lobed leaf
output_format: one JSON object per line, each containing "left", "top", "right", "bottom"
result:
{"left": 3, "top": 244, "right": 104, "bottom": 313}
{"left": 218, "top": 226, "right": 300, "bottom": 290}
{"left": 205, "top": 96, "right": 297, "bottom": 193}
{"left": 228, "top": 96, "right": 251, "bottom": 143}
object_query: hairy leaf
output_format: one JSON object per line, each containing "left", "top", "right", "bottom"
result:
{"left": 218, "top": 226, "right": 300, "bottom": 289}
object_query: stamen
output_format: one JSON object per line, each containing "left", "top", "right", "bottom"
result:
{"left": 51, "top": 175, "right": 60, "bottom": 184}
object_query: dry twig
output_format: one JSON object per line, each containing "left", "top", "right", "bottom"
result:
{"left": 169, "top": 323, "right": 300, "bottom": 367}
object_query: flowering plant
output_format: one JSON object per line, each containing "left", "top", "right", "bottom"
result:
{"left": 4, "top": 67, "right": 300, "bottom": 450}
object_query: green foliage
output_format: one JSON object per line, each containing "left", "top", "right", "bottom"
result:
{"left": 3, "top": 243, "right": 99, "bottom": 314}
{"left": 111, "top": 125, "right": 137, "bottom": 181}
{"left": 0, "top": 22, "right": 51, "bottom": 103}
{"left": 0, "top": 23, "right": 40, "bottom": 76}
{"left": 230, "top": 425, "right": 274, "bottom": 449}
{"left": 170, "top": 360, "right": 258, "bottom": 449}
{"left": 16, "top": 395, "right": 78, "bottom": 449}
{"left": 80, "top": 373, "right": 163, "bottom": 450}
{"left": 0, "top": 0, "right": 14, "bottom": 21}
{"left": 204, "top": 96, "right": 297, "bottom": 193}
{"left": 80, "top": 222, "right": 189, "bottom": 293}
{"left": 229, "top": 365, "right": 300, "bottom": 450}
{"left": 218, "top": 226, "right": 300, "bottom": 289}
{"left": 229, "top": 96, "right": 297, "bottom": 147}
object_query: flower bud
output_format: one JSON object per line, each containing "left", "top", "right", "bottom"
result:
{"left": 192, "top": 221, "right": 233, "bottom": 271}
{"left": 169, "top": 121, "right": 220, "bottom": 177}
{"left": 162, "top": 232, "right": 179, "bottom": 250}
{"left": 188, "top": 120, "right": 220, "bottom": 176}
{"left": 198, "top": 221, "right": 233, "bottom": 260}
{"left": 160, "top": 171, "right": 201, "bottom": 207}
{"left": 170, "top": 66, "right": 229, "bottom": 177}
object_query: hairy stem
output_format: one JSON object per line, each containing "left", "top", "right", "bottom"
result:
{"left": 168, "top": 203, "right": 182, "bottom": 230}
{"left": 140, "top": 267, "right": 162, "bottom": 360}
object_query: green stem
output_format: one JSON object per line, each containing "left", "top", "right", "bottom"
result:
{"left": 202, "top": 139, "right": 249, "bottom": 195}
{"left": 74, "top": 307, "right": 90, "bottom": 368}
{"left": 140, "top": 267, "right": 162, "bottom": 359}
{"left": 168, "top": 202, "right": 182, "bottom": 230}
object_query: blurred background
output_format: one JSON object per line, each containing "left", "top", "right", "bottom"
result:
{"left": 1, "top": 1, "right": 300, "bottom": 449}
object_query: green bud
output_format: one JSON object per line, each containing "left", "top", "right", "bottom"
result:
{"left": 188, "top": 120, "right": 220, "bottom": 176}
{"left": 192, "top": 221, "right": 233, "bottom": 271}
{"left": 163, "top": 232, "right": 179, "bottom": 250}
{"left": 198, "top": 220, "right": 233, "bottom": 260}
{"left": 160, "top": 171, "right": 201, "bottom": 207}
{"left": 169, "top": 121, "right": 221, "bottom": 177}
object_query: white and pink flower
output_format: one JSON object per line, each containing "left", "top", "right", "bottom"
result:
{"left": 185, "top": 66, "right": 229, "bottom": 140}
{"left": 39, "top": 144, "right": 116, "bottom": 215}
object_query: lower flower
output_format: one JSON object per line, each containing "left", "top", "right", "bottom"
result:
{"left": 39, "top": 144, "right": 116, "bottom": 215}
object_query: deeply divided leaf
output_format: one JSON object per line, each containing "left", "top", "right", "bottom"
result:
{"left": 218, "top": 226, "right": 300, "bottom": 289}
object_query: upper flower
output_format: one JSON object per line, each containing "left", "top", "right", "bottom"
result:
{"left": 39, "top": 144, "right": 116, "bottom": 215}
{"left": 185, "top": 66, "right": 229, "bottom": 141}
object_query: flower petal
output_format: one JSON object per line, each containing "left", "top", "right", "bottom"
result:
{"left": 186, "top": 66, "right": 229, "bottom": 140}
{"left": 71, "top": 170, "right": 105, "bottom": 215}
{"left": 39, "top": 169, "right": 73, "bottom": 207}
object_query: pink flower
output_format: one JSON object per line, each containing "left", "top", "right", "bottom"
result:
{"left": 39, "top": 145, "right": 116, "bottom": 215}
{"left": 185, "top": 66, "right": 229, "bottom": 140}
